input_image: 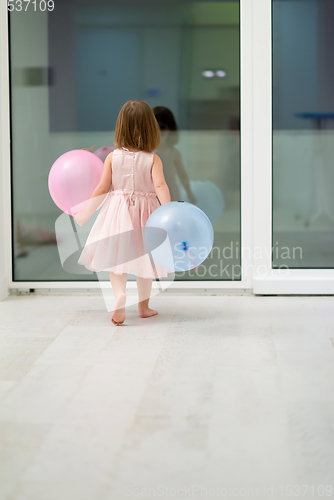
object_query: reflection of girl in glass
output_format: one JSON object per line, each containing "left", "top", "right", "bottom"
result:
{"left": 153, "top": 106, "right": 195, "bottom": 203}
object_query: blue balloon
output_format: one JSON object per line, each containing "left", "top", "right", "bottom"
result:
{"left": 144, "top": 201, "right": 214, "bottom": 272}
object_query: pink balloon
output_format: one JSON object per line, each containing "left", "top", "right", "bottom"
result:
{"left": 94, "top": 145, "right": 117, "bottom": 162}
{"left": 48, "top": 150, "right": 105, "bottom": 215}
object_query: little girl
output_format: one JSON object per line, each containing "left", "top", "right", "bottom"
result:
{"left": 74, "top": 100, "right": 171, "bottom": 325}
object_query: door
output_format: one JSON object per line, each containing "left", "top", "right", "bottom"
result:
{"left": 6, "top": 0, "right": 248, "bottom": 290}
{"left": 252, "top": 0, "right": 334, "bottom": 294}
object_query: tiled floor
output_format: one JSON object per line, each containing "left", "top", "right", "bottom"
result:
{"left": 0, "top": 293, "right": 333, "bottom": 499}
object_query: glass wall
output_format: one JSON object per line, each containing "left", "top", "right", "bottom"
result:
{"left": 9, "top": 0, "right": 240, "bottom": 282}
{"left": 273, "top": 0, "right": 334, "bottom": 268}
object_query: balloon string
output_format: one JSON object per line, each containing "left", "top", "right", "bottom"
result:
{"left": 69, "top": 214, "right": 82, "bottom": 249}
{"left": 81, "top": 145, "right": 96, "bottom": 151}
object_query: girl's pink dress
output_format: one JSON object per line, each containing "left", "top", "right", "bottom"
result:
{"left": 77, "top": 147, "right": 169, "bottom": 279}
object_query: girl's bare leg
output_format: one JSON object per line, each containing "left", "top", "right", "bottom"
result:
{"left": 137, "top": 277, "right": 158, "bottom": 318}
{"left": 109, "top": 272, "right": 127, "bottom": 325}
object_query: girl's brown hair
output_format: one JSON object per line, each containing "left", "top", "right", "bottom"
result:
{"left": 153, "top": 106, "right": 179, "bottom": 146}
{"left": 114, "top": 100, "right": 160, "bottom": 152}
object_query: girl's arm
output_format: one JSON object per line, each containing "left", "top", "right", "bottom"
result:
{"left": 74, "top": 152, "right": 113, "bottom": 226}
{"left": 152, "top": 154, "right": 171, "bottom": 205}
{"left": 174, "top": 149, "right": 195, "bottom": 203}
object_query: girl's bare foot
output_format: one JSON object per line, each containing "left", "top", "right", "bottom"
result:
{"left": 111, "top": 292, "right": 126, "bottom": 325}
{"left": 139, "top": 307, "right": 158, "bottom": 318}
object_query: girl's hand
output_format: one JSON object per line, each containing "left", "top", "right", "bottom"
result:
{"left": 74, "top": 210, "right": 90, "bottom": 226}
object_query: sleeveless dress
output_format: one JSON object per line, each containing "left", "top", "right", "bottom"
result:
{"left": 77, "top": 147, "right": 169, "bottom": 279}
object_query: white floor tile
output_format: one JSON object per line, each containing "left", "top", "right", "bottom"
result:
{"left": 0, "top": 364, "right": 90, "bottom": 424}
{"left": 0, "top": 422, "right": 51, "bottom": 500}
{"left": 0, "top": 294, "right": 333, "bottom": 500}
{"left": 0, "top": 338, "right": 53, "bottom": 381}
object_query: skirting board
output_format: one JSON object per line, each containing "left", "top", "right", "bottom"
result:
{"left": 253, "top": 276, "right": 334, "bottom": 295}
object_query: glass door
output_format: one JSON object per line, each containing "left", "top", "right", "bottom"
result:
{"left": 253, "top": 0, "right": 334, "bottom": 294}
{"left": 7, "top": 0, "right": 248, "bottom": 289}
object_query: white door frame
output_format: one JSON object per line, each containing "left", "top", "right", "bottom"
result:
{"left": 1, "top": 0, "right": 332, "bottom": 295}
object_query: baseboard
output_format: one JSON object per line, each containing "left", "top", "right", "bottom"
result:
{"left": 253, "top": 276, "right": 334, "bottom": 295}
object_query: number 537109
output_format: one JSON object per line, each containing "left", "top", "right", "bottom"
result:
{"left": 7, "top": 0, "right": 54, "bottom": 11}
